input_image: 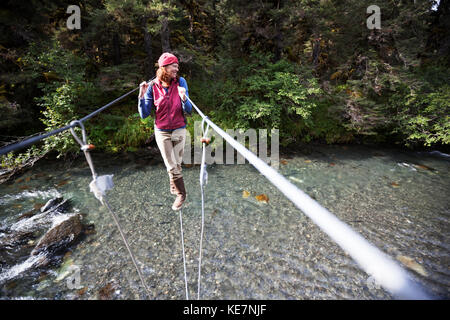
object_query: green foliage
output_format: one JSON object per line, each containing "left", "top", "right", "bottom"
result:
{"left": 37, "top": 82, "right": 96, "bottom": 156}
{"left": 0, "top": 99, "right": 32, "bottom": 134}
{"left": 89, "top": 112, "right": 154, "bottom": 153}
{"left": 0, "top": 145, "right": 44, "bottom": 170}
{"left": 22, "top": 40, "right": 104, "bottom": 157}
{"left": 216, "top": 52, "right": 323, "bottom": 146}
{"left": 319, "top": 47, "right": 450, "bottom": 147}
{"left": 1, "top": 0, "right": 448, "bottom": 173}
{"left": 98, "top": 64, "right": 144, "bottom": 92}
{"left": 23, "top": 41, "right": 87, "bottom": 83}
{"left": 309, "top": 99, "right": 354, "bottom": 144}
{"left": 392, "top": 85, "right": 450, "bottom": 147}
{"left": 185, "top": 112, "right": 203, "bottom": 142}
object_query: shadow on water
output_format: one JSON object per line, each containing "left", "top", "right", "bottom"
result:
{"left": 0, "top": 143, "right": 449, "bottom": 299}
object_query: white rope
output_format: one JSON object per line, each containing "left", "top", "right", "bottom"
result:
{"left": 197, "top": 118, "right": 209, "bottom": 299}
{"left": 101, "top": 197, "right": 152, "bottom": 298}
{"left": 179, "top": 208, "right": 189, "bottom": 300}
{"left": 197, "top": 183, "right": 206, "bottom": 299}
{"left": 186, "top": 96, "right": 432, "bottom": 300}
{"left": 70, "top": 120, "right": 152, "bottom": 299}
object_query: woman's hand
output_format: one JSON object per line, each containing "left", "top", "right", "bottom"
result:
{"left": 139, "top": 81, "right": 150, "bottom": 99}
{"left": 178, "top": 86, "right": 187, "bottom": 102}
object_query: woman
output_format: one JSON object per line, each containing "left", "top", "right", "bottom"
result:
{"left": 138, "top": 52, "right": 192, "bottom": 211}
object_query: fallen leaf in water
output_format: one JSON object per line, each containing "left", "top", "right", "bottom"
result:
{"left": 98, "top": 282, "right": 117, "bottom": 300}
{"left": 13, "top": 204, "right": 22, "bottom": 208}
{"left": 242, "top": 190, "right": 250, "bottom": 198}
{"left": 25, "top": 176, "right": 31, "bottom": 182}
{"left": 329, "top": 162, "right": 336, "bottom": 166}
{"left": 77, "top": 287, "right": 88, "bottom": 296}
{"left": 397, "top": 255, "right": 428, "bottom": 277}
{"left": 55, "top": 180, "right": 69, "bottom": 187}
{"left": 280, "top": 159, "right": 288, "bottom": 165}
{"left": 413, "top": 164, "right": 435, "bottom": 171}
{"left": 19, "top": 185, "right": 30, "bottom": 190}
{"left": 255, "top": 194, "right": 269, "bottom": 203}
{"left": 304, "top": 160, "right": 312, "bottom": 163}
{"left": 391, "top": 182, "right": 400, "bottom": 187}
{"left": 34, "top": 172, "right": 46, "bottom": 178}
{"left": 16, "top": 178, "right": 24, "bottom": 183}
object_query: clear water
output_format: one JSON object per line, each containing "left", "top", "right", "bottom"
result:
{"left": 0, "top": 144, "right": 449, "bottom": 299}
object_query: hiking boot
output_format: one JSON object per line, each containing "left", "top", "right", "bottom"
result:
{"left": 172, "top": 177, "right": 186, "bottom": 211}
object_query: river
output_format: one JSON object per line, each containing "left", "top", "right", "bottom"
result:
{"left": 0, "top": 144, "right": 448, "bottom": 299}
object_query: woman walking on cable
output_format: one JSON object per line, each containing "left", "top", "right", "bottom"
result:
{"left": 138, "top": 52, "right": 192, "bottom": 211}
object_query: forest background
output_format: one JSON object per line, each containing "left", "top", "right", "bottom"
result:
{"left": 0, "top": 0, "right": 449, "bottom": 169}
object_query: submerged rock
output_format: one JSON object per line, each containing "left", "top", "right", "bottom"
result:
{"left": 98, "top": 281, "right": 120, "bottom": 300}
{"left": 8, "top": 198, "right": 72, "bottom": 234}
{"left": 0, "top": 196, "right": 93, "bottom": 283}
{"left": 40, "top": 197, "right": 68, "bottom": 213}
{"left": 0, "top": 230, "right": 35, "bottom": 250}
{"left": 17, "top": 209, "right": 37, "bottom": 221}
{"left": 31, "top": 213, "right": 83, "bottom": 256}
{"left": 397, "top": 255, "right": 428, "bottom": 277}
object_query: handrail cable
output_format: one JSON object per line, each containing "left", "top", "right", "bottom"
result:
{"left": 0, "top": 85, "right": 141, "bottom": 156}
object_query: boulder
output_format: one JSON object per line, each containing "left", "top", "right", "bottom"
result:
{"left": 31, "top": 213, "right": 83, "bottom": 256}
{"left": 40, "top": 197, "right": 71, "bottom": 213}
{"left": 0, "top": 230, "right": 35, "bottom": 249}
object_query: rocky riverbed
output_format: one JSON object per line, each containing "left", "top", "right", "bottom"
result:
{"left": 0, "top": 144, "right": 449, "bottom": 299}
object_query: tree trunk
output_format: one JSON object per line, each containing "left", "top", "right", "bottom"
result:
{"left": 178, "top": 0, "right": 194, "bottom": 34}
{"left": 436, "top": 0, "right": 450, "bottom": 57}
{"left": 312, "top": 37, "right": 320, "bottom": 67}
{"left": 161, "top": 0, "right": 171, "bottom": 52}
{"left": 212, "top": 0, "right": 217, "bottom": 50}
{"left": 426, "top": 0, "right": 450, "bottom": 60}
{"left": 143, "top": 19, "right": 153, "bottom": 79}
{"left": 273, "top": 0, "right": 283, "bottom": 62}
{"left": 112, "top": 33, "right": 121, "bottom": 65}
